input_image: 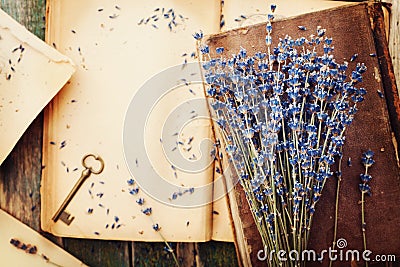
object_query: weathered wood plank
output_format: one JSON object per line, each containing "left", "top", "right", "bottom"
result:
{"left": 1, "top": 0, "right": 45, "bottom": 39}
{"left": 198, "top": 241, "right": 239, "bottom": 267}
{"left": 63, "top": 238, "right": 132, "bottom": 267}
{"left": 134, "top": 242, "right": 178, "bottom": 267}
{"left": 134, "top": 241, "right": 238, "bottom": 266}
{"left": 176, "top": 242, "right": 198, "bottom": 267}
{"left": 0, "top": 115, "right": 43, "bottom": 232}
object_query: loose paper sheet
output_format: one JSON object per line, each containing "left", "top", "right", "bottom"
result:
{"left": 42, "top": 0, "right": 230, "bottom": 241}
{"left": 0, "top": 209, "right": 86, "bottom": 267}
{"left": 0, "top": 8, "right": 75, "bottom": 165}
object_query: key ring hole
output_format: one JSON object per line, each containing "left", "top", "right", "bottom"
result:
{"left": 82, "top": 154, "right": 105, "bottom": 174}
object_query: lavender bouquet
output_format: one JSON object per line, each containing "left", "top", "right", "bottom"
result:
{"left": 197, "top": 5, "right": 367, "bottom": 266}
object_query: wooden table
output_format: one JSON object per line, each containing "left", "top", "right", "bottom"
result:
{"left": 0, "top": 1, "right": 238, "bottom": 266}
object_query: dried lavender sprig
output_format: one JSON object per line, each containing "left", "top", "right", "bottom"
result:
{"left": 9, "top": 238, "right": 63, "bottom": 267}
{"left": 125, "top": 179, "right": 180, "bottom": 266}
{"left": 152, "top": 224, "right": 180, "bottom": 267}
{"left": 329, "top": 149, "right": 343, "bottom": 267}
{"left": 359, "top": 149, "right": 374, "bottom": 267}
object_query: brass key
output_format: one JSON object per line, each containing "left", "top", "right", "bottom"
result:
{"left": 52, "top": 154, "right": 105, "bottom": 225}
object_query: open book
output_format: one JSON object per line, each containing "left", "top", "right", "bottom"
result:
{"left": 41, "top": 0, "right": 350, "bottom": 242}
{"left": 42, "top": 0, "right": 232, "bottom": 242}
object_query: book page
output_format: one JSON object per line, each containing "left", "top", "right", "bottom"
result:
{"left": 211, "top": 186, "right": 235, "bottom": 241}
{"left": 42, "top": 0, "right": 222, "bottom": 241}
{"left": 210, "top": 123, "right": 235, "bottom": 241}
{"left": 0, "top": 209, "right": 86, "bottom": 267}
{"left": 0, "top": 9, "right": 75, "bottom": 165}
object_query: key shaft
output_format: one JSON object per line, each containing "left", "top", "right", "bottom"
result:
{"left": 52, "top": 168, "right": 92, "bottom": 223}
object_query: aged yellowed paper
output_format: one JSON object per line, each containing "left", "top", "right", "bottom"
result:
{"left": 0, "top": 209, "right": 86, "bottom": 267}
{"left": 0, "top": 8, "right": 75, "bottom": 165}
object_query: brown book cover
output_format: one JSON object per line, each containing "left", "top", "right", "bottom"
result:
{"left": 206, "top": 3, "right": 400, "bottom": 266}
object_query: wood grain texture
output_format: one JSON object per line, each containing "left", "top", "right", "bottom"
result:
{"left": 134, "top": 242, "right": 178, "bottom": 267}
{"left": 198, "top": 241, "right": 239, "bottom": 267}
{"left": 0, "top": 115, "right": 43, "bottom": 232}
{"left": 63, "top": 238, "right": 132, "bottom": 267}
{"left": 1, "top": 0, "right": 45, "bottom": 39}
{"left": 176, "top": 242, "right": 199, "bottom": 267}
{"left": 0, "top": 0, "right": 238, "bottom": 266}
